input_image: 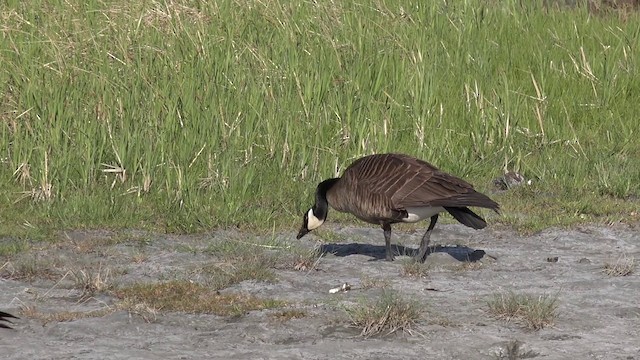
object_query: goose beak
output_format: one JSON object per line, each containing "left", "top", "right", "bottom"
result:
{"left": 296, "top": 227, "right": 310, "bottom": 239}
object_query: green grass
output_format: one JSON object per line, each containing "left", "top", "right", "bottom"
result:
{"left": 1, "top": 0, "right": 639, "bottom": 241}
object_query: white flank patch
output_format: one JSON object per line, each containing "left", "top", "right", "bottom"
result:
{"left": 307, "top": 209, "right": 325, "bottom": 230}
{"left": 402, "top": 206, "right": 445, "bottom": 223}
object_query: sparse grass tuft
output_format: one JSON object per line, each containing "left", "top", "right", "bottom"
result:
{"left": 116, "top": 298, "right": 159, "bottom": 323}
{"left": 456, "top": 262, "right": 485, "bottom": 271}
{"left": 197, "top": 256, "right": 277, "bottom": 290}
{"left": 202, "top": 237, "right": 322, "bottom": 274}
{"left": 19, "top": 305, "right": 115, "bottom": 326}
{"left": 203, "top": 238, "right": 286, "bottom": 260}
{"left": 346, "top": 291, "right": 421, "bottom": 337}
{"left": 493, "top": 339, "right": 540, "bottom": 360}
{"left": 115, "top": 281, "right": 284, "bottom": 317}
{"left": 603, "top": 256, "right": 636, "bottom": 276}
{"left": 487, "top": 291, "right": 559, "bottom": 330}
{"left": 70, "top": 263, "right": 114, "bottom": 300}
{"left": 0, "top": 256, "right": 60, "bottom": 281}
{"left": 196, "top": 238, "right": 284, "bottom": 289}
{"left": 269, "top": 309, "right": 307, "bottom": 322}
{"left": 65, "top": 232, "right": 152, "bottom": 254}
{"left": 290, "top": 247, "right": 323, "bottom": 272}
{"left": 401, "top": 259, "right": 430, "bottom": 278}
{"left": 360, "top": 276, "right": 391, "bottom": 289}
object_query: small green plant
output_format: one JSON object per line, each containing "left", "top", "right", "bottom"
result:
{"left": 346, "top": 291, "right": 421, "bottom": 337}
{"left": 487, "top": 291, "right": 559, "bottom": 330}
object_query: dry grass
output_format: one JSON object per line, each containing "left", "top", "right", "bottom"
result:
{"left": 493, "top": 339, "right": 540, "bottom": 360}
{"left": 290, "top": 247, "right": 323, "bottom": 272}
{"left": 346, "top": 291, "right": 421, "bottom": 338}
{"left": 359, "top": 276, "right": 391, "bottom": 289}
{"left": 19, "top": 304, "right": 116, "bottom": 326}
{"left": 269, "top": 309, "right": 307, "bottom": 322}
{"left": 116, "top": 298, "right": 159, "bottom": 323}
{"left": 131, "top": 252, "right": 148, "bottom": 264}
{"left": 70, "top": 263, "right": 114, "bottom": 300}
{"left": 0, "top": 256, "right": 60, "bottom": 280}
{"left": 203, "top": 237, "right": 323, "bottom": 274}
{"left": 19, "top": 299, "right": 160, "bottom": 325}
{"left": 115, "top": 281, "right": 284, "bottom": 317}
{"left": 487, "top": 291, "right": 559, "bottom": 330}
{"left": 588, "top": 0, "right": 640, "bottom": 21}
{"left": 197, "top": 257, "right": 276, "bottom": 290}
{"left": 196, "top": 238, "right": 285, "bottom": 288}
{"left": 456, "top": 261, "right": 485, "bottom": 271}
{"left": 603, "top": 256, "right": 636, "bottom": 276}
{"left": 62, "top": 232, "right": 153, "bottom": 254}
{"left": 401, "top": 259, "right": 430, "bottom": 278}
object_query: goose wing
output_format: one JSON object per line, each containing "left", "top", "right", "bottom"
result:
{"left": 389, "top": 170, "right": 497, "bottom": 209}
{"left": 0, "top": 311, "right": 18, "bottom": 329}
{"left": 349, "top": 154, "right": 497, "bottom": 210}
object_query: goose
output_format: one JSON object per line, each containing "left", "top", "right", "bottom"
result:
{"left": 0, "top": 311, "right": 18, "bottom": 329}
{"left": 296, "top": 153, "right": 500, "bottom": 262}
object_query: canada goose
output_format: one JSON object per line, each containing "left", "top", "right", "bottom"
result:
{"left": 296, "top": 153, "right": 500, "bottom": 262}
{"left": 0, "top": 311, "right": 18, "bottom": 329}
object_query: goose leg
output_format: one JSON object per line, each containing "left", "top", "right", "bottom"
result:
{"left": 415, "top": 214, "right": 438, "bottom": 263}
{"left": 382, "top": 223, "right": 394, "bottom": 261}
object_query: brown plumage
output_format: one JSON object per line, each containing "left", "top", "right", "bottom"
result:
{"left": 296, "top": 153, "right": 500, "bottom": 262}
{"left": 0, "top": 311, "right": 18, "bottom": 329}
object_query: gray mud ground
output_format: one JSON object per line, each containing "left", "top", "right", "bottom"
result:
{"left": 1, "top": 223, "right": 639, "bottom": 359}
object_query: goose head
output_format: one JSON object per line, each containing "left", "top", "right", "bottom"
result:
{"left": 296, "top": 208, "right": 326, "bottom": 239}
{"left": 296, "top": 178, "right": 338, "bottom": 239}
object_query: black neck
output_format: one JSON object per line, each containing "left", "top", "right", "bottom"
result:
{"left": 313, "top": 178, "right": 339, "bottom": 220}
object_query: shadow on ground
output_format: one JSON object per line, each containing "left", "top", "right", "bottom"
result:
{"left": 319, "top": 243, "right": 487, "bottom": 262}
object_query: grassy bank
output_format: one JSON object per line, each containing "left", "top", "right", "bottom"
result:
{"left": 1, "top": 0, "right": 639, "bottom": 244}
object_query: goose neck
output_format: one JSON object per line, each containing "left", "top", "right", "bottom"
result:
{"left": 314, "top": 178, "right": 339, "bottom": 217}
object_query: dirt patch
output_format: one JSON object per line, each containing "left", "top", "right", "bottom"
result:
{"left": 1, "top": 224, "right": 639, "bottom": 359}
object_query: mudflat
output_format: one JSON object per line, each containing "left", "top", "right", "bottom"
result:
{"left": 1, "top": 223, "right": 639, "bottom": 359}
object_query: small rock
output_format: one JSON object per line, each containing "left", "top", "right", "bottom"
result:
{"left": 578, "top": 258, "right": 591, "bottom": 264}
{"left": 546, "top": 256, "right": 559, "bottom": 263}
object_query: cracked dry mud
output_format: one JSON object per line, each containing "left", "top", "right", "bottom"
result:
{"left": 1, "top": 223, "right": 639, "bottom": 360}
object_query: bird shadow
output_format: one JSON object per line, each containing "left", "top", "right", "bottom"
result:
{"left": 318, "top": 243, "right": 487, "bottom": 262}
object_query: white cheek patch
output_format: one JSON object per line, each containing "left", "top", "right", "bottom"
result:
{"left": 307, "top": 209, "right": 324, "bottom": 230}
